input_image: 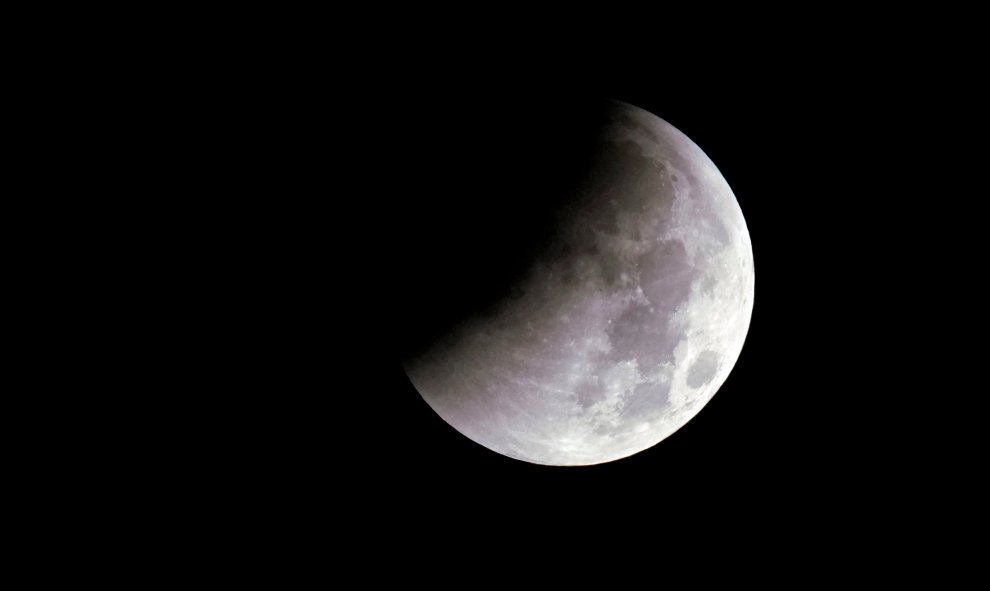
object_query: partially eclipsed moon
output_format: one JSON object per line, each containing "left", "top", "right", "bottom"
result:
{"left": 404, "top": 100, "right": 754, "bottom": 466}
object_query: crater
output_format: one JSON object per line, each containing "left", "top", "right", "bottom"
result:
{"left": 686, "top": 350, "right": 719, "bottom": 389}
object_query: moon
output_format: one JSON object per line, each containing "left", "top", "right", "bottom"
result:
{"left": 403, "top": 100, "right": 754, "bottom": 466}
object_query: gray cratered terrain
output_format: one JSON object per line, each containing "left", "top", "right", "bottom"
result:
{"left": 404, "top": 100, "right": 754, "bottom": 465}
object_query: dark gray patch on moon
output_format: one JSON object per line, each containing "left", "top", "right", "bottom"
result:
{"left": 621, "top": 380, "right": 671, "bottom": 420}
{"left": 694, "top": 201, "right": 731, "bottom": 248}
{"left": 711, "top": 217, "right": 730, "bottom": 246}
{"left": 580, "top": 140, "right": 674, "bottom": 218}
{"left": 687, "top": 350, "right": 720, "bottom": 389}
{"left": 701, "top": 275, "right": 717, "bottom": 296}
{"left": 597, "top": 250, "right": 624, "bottom": 287}
{"left": 591, "top": 212, "right": 620, "bottom": 236}
{"left": 637, "top": 240, "right": 694, "bottom": 311}
{"left": 615, "top": 112, "right": 660, "bottom": 146}
{"left": 611, "top": 110, "right": 704, "bottom": 195}
{"left": 607, "top": 301, "right": 681, "bottom": 370}
{"left": 575, "top": 376, "right": 604, "bottom": 409}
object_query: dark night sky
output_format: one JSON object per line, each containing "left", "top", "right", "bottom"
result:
{"left": 277, "top": 72, "right": 915, "bottom": 533}
{"left": 197, "top": 44, "right": 976, "bottom": 556}
{"left": 50, "top": 12, "right": 968, "bottom": 581}
{"left": 29, "top": 11, "right": 978, "bottom": 578}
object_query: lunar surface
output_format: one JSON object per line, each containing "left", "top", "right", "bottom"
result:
{"left": 404, "top": 100, "right": 754, "bottom": 465}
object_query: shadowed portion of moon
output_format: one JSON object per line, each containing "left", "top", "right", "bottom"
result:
{"left": 393, "top": 100, "right": 619, "bottom": 363}
{"left": 398, "top": 100, "right": 754, "bottom": 466}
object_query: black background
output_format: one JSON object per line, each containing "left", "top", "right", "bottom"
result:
{"left": 251, "top": 70, "right": 921, "bottom": 537}
{"left": 184, "top": 41, "right": 979, "bottom": 560}
{"left": 19, "top": 11, "right": 983, "bottom": 579}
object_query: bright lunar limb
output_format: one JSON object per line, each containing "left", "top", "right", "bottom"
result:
{"left": 404, "top": 100, "right": 755, "bottom": 466}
